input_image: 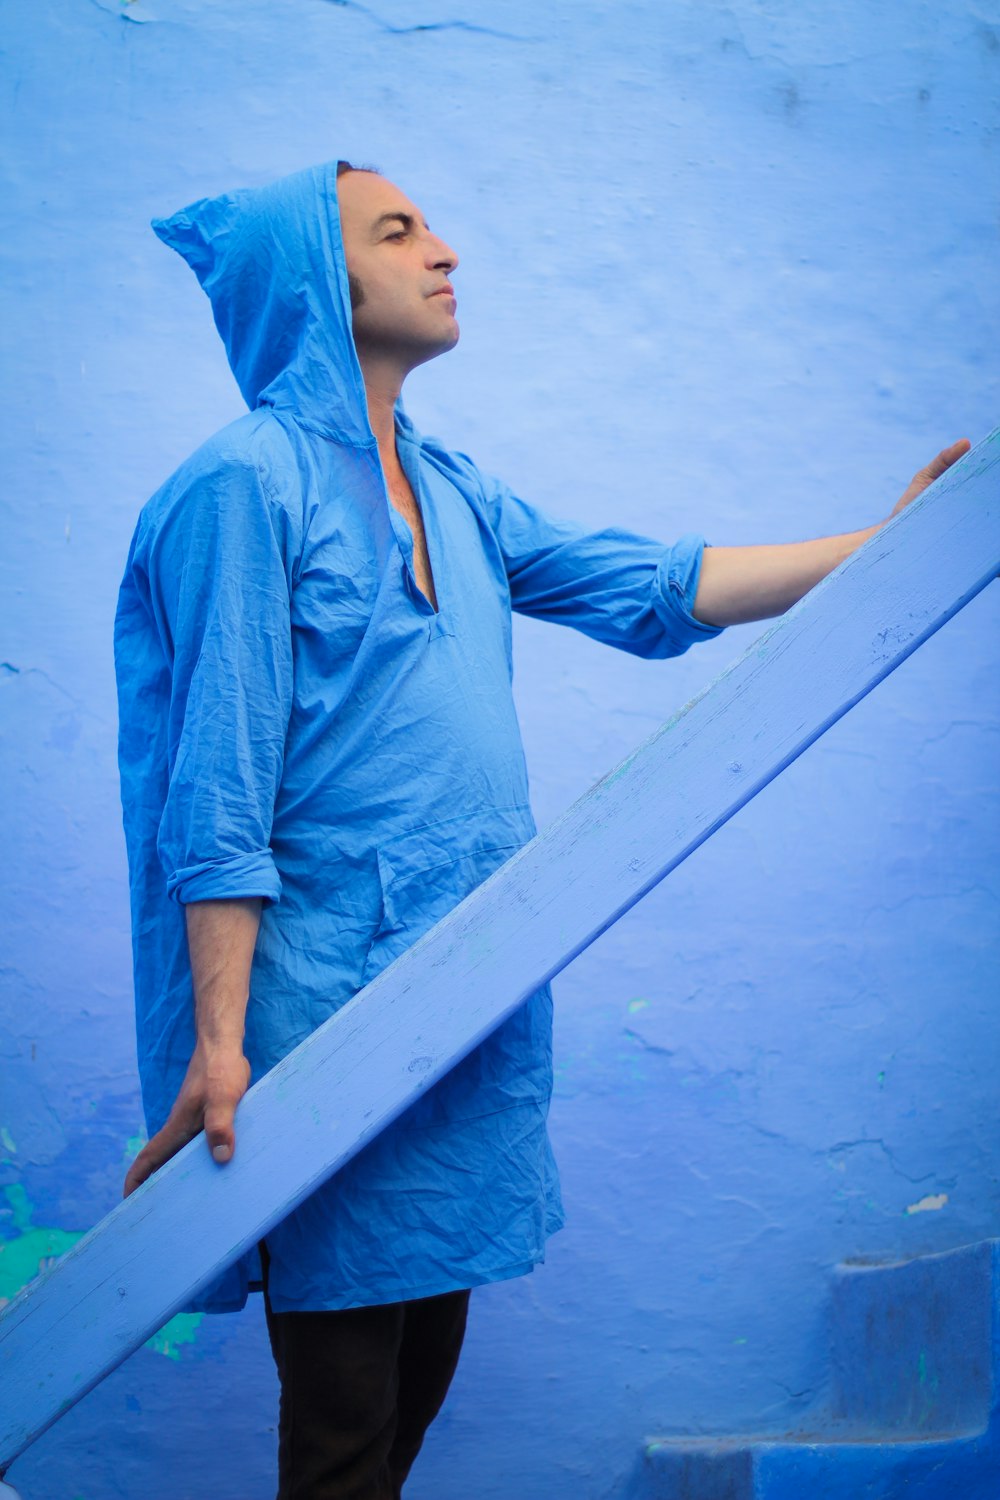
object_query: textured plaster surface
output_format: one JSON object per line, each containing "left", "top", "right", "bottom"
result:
{"left": 1, "top": 1, "right": 998, "bottom": 1495}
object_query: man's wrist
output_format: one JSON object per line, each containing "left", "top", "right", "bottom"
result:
{"left": 193, "top": 1024, "right": 247, "bottom": 1052}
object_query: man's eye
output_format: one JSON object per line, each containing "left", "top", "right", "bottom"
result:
{"left": 385, "top": 231, "right": 407, "bottom": 242}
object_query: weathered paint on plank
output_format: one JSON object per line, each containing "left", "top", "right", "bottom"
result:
{"left": 1, "top": 429, "right": 998, "bottom": 1467}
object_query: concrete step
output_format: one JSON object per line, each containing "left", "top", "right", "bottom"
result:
{"left": 632, "top": 1430, "right": 996, "bottom": 1500}
{"left": 624, "top": 1240, "right": 999, "bottom": 1499}
{"left": 829, "top": 1238, "right": 996, "bottom": 1436}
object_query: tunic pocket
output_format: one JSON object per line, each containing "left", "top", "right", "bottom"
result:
{"left": 360, "top": 804, "right": 533, "bottom": 986}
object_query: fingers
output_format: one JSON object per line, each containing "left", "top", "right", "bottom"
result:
{"left": 121, "top": 1054, "right": 250, "bottom": 1197}
{"left": 204, "top": 1098, "right": 238, "bottom": 1164}
{"left": 918, "top": 437, "right": 971, "bottom": 483}
{"left": 891, "top": 437, "right": 972, "bottom": 517}
{"left": 123, "top": 1157, "right": 149, "bottom": 1199}
{"left": 202, "top": 1053, "right": 251, "bottom": 1164}
{"left": 123, "top": 1113, "right": 201, "bottom": 1197}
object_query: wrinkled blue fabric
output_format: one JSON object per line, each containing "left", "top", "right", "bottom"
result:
{"left": 115, "top": 160, "right": 724, "bottom": 1312}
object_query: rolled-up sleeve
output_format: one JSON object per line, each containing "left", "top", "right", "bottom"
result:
{"left": 138, "top": 459, "right": 295, "bottom": 905}
{"left": 481, "top": 476, "right": 724, "bottom": 659}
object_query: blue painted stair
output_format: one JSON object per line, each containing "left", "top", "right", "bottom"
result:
{"left": 625, "top": 1239, "right": 1000, "bottom": 1499}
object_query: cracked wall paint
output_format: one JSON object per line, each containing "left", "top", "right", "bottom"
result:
{"left": 318, "top": 0, "right": 531, "bottom": 42}
{"left": 89, "top": 0, "right": 155, "bottom": 22}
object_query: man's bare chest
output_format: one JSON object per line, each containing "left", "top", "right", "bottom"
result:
{"left": 384, "top": 465, "right": 438, "bottom": 611}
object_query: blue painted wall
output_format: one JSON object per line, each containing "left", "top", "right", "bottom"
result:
{"left": 1, "top": 2, "right": 997, "bottom": 1495}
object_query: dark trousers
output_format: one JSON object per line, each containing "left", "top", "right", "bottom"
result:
{"left": 261, "top": 1248, "right": 470, "bottom": 1500}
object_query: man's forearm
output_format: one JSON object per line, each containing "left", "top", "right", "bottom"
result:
{"left": 692, "top": 526, "right": 878, "bottom": 627}
{"left": 123, "top": 897, "right": 261, "bottom": 1193}
{"left": 691, "top": 439, "right": 971, "bottom": 628}
{"left": 186, "top": 897, "right": 262, "bottom": 1047}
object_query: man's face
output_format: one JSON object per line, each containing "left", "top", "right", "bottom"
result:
{"left": 336, "top": 171, "right": 460, "bottom": 374}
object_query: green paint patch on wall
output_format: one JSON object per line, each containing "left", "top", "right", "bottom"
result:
{"left": 123, "top": 1132, "right": 147, "bottom": 1165}
{"left": 0, "top": 1184, "right": 84, "bottom": 1307}
{"left": 145, "top": 1312, "right": 204, "bottom": 1360}
{"left": 0, "top": 1222, "right": 84, "bottom": 1305}
{"left": 0, "top": 1183, "right": 203, "bottom": 1359}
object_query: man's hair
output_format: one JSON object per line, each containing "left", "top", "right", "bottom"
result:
{"left": 337, "top": 160, "right": 380, "bottom": 178}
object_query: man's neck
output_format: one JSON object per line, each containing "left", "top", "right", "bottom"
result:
{"left": 356, "top": 352, "right": 438, "bottom": 609}
{"left": 358, "top": 354, "right": 404, "bottom": 471}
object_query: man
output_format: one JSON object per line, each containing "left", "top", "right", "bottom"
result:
{"left": 115, "top": 159, "right": 966, "bottom": 1499}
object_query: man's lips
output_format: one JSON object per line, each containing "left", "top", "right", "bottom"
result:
{"left": 430, "top": 284, "right": 456, "bottom": 303}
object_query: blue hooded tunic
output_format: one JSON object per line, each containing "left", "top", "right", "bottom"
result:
{"left": 115, "top": 160, "right": 723, "bottom": 1313}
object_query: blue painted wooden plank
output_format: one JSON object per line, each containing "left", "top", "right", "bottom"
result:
{"left": 1, "top": 429, "right": 998, "bottom": 1468}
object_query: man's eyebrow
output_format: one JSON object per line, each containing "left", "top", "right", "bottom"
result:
{"left": 371, "top": 210, "right": 430, "bottom": 235}
{"left": 373, "top": 211, "right": 415, "bottom": 234}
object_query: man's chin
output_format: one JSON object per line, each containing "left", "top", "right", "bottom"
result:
{"left": 412, "top": 325, "right": 460, "bottom": 369}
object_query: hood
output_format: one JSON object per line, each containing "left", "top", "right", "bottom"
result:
{"left": 152, "top": 160, "right": 374, "bottom": 447}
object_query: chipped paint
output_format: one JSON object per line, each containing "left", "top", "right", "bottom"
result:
{"left": 906, "top": 1193, "right": 949, "bottom": 1215}
{"left": 123, "top": 1133, "right": 146, "bottom": 1165}
{"left": 145, "top": 1313, "right": 204, "bottom": 1361}
{"left": 0, "top": 1186, "right": 84, "bottom": 1309}
{"left": 0, "top": 1184, "right": 203, "bottom": 1358}
{"left": 0, "top": 1230, "right": 85, "bottom": 1307}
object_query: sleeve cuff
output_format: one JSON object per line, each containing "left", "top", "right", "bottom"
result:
{"left": 652, "top": 534, "right": 726, "bottom": 650}
{"left": 166, "top": 850, "right": 282, "bottom": 906}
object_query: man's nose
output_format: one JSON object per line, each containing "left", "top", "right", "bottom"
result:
{"left": 428, "top": 234, "right": 459, "bottom": 274}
